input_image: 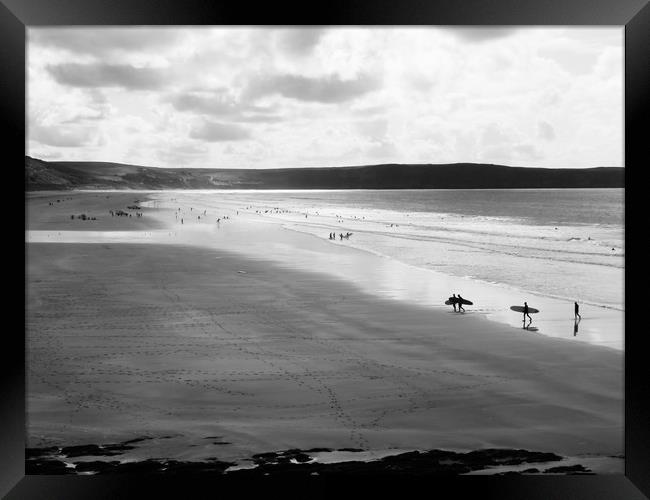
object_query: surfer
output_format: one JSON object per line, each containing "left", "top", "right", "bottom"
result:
{"left": 450, "top": 294, "right": 458, "bottom": 312}
{"left": 574, "top": 301, "right": 581, "bottom": 320}
{"left": 457, "top": 294, "right": 466, "bottom": 313}
{"left": 523, "top": 301, "right": 532, "bottom": 327}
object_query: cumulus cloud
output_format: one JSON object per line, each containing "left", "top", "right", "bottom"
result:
{"left": 27, "top": 27, "right": 623, "bottom": 168}
{"left": 365, "top": 140, "right": 398, "bottom": 160}
{"left": 234, "top": 114, "right": 284, "bottom": 124}
{"left": 513, "top": 144, "right": 544, "bottom": 161}
{"left": 166, "top": 90, "right": 283, "bottom": 123}
{"left": 246, "top": 73, "right": 381, "bottom": 103}
{"left": 538, "top": 121, "right": 556, "bottom": 141}
{"left": 169, "top": 92, "right": 239, "bottom": 116}
{"left": 275, "top": 28, "right": 326, "bottom": 57}
{"left": 47, "top": 63, "right": 168, "bottom": 90}
{"left": 537, "top": 46, "right": 599, "bottom": 75}
{"left": 31, "top": 149, "right": 63, "bottom": 160}
{"left": 30, "top": 28, "right": 184, "bottom": 57}
{"left": 30, "top": 124, "right": 97, "bottom": 148}
{"left": 189, "top": 121, "right": 252, "bottom": 142}
{"left": 445, "top": 27, "right": 519, "bottom": 43}
{"left": 356, "top": 119, "right": 388, "bottom": 141}
{"left": 481, "top": 123, "right": 512, "bottom": 146}
{"left": 156, "top": 142, "right": 209, "bottom": 165}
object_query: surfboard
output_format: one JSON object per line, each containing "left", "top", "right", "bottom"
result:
{"left": 510, "top": 306, "right": 539, "bottom": 314}
{"left": 445, "top": 298, "right": 473, "bottom": 305}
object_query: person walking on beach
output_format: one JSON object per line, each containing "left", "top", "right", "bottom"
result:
{"left": 451, "top": 293, "right": 458, "bottom": 312}
{"left": 523, "top": 301, "right": 532, "bottom": 327}
{"left": 457, "top": 294, "right": 466, "bottom": 313}
{"left": 574, "top": 301, "right": 581, "bottom": 321}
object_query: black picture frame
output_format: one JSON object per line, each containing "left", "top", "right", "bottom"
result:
{"left": 5, "top": 0, "right": 648, "bottom": 498}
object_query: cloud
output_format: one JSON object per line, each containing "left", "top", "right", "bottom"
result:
{"left": 30, "top": 28, "right": 184, "bottom": 57}
{"left": 47, "top": 63, "right": 167, "bottom": 90}
{"left": 30, "top": 124, "right": 96, "bottom": 148}
{"left": 31, "top": 149, "right": 63, "bottom": 160}
{"left": 356, "top": 119, "right": 388, "bottom": 141}
{"left": 27, "top": 27, "right": 622, "bottom": 169}
{"left": 537, "top": 46, "right": 598, "bottom": 75}
{"left": 167, "top": 90, "right": 282, "bottom": 121}
{"left": 156, "top": 142, "right": 209, "bottom": 166}
{"left": 189, "top": 121, "right": 252, "bottom": 142}
{"left": 365, "top": 140, "right": 398, "bottom": 160}
{"left": 169, "top": 92, "right": 239, "bottom": 116}
{"left": 246, "top": 73, "right": 381, "bottom": 103}
{"left": 445, "top": 27, "right": 519, "bottom": 43}
{"left": 513, "top": 143, "right": 544, "bottom": 161}
{"left": 275, "top": 28, "right": 326, "bottom": 57}
{"left": 481, "top": 123, "right": 511, "bottom": 146}
{"left": 538, "top": 121, "right": 556, "bottom": 141}
{"left": 60, "top": 111, "right": 106, "bottom": 124}
{"left": 234, "top": 114, "right": 284, "bottom": 124}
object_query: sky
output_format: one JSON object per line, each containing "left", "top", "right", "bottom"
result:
{"left": 27, "top": 27, "right": 624, "bottom": 169}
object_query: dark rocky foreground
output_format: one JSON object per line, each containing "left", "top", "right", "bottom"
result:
{"left": 26, "top": 439, "right": 597, "bottom": 476}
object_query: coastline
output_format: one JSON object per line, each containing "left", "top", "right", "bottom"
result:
{"left": 27, "top": 189, "right": 623, "bottom": 350}
{"left": 25, "top": 190, "right": 624, "bottom": 474}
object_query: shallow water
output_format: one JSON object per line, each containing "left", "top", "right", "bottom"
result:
{"left": 144, "top": 189, "right": 624, "bottom": 349}
{"left": 140, "top": 189, "right": 624, "bottom": 309}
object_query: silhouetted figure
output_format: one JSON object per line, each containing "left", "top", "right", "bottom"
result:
{"left": 451, "top": 293, "right": 458, "bottom": 312}
{"left": 523, "top": 301, "right": 532, "bottom": 328}
{"left": 574, "top": 301, "right": 581, "bottom": 320}
{"left": 457, "top": 294, "right": 466, "bottom": 313}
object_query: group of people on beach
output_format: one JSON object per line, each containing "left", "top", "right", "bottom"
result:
{"left": 173, "top": 206, "right": 237, "bottom": 226}
{"left": 48, "top": 197, "right": 72, "bottom": 206}
{"left": 448, "top": 294, "right": 468, "bottom": 313}
{"left": 448, "top": 295, "right": 583, "bottom": 333}
{"left": 520, "top": 301, "right": 581, "bottom": 330}
{"left": 329, "top": 232, "right": 353, "bottom": 240}
{"left": 109, "top": 209, "right": 142, "bottom": 218}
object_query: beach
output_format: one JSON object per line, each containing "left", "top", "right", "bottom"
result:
{"left": 25, "top": 191, "right": 624, "bottom": 475}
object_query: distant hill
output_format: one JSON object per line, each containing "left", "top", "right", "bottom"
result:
{"left": 25, "top": 156, "right": 624, "bottom": 191}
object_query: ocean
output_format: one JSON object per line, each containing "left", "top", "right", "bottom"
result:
{"left": 169, "top": 188, "right": 624, "bottom": 310}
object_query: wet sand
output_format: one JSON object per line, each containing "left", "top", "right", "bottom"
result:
{"left": 25, "top": 191, "right": 623, "bottom": 472}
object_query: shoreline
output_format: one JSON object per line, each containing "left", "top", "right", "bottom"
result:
{"left": 25, "top": 191, "right": 624, "bottom": 472}
{"left": 27, "top": 189, "right": 623, "bottom": 350}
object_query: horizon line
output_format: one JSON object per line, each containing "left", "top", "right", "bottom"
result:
{"left": 27, "top": 156, "right": 624, "bottom": 171}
